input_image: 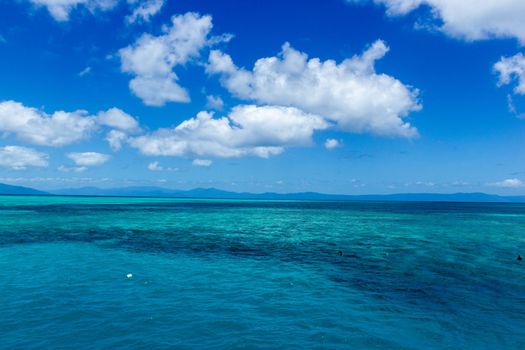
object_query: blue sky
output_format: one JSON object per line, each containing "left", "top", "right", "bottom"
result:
{"left": 0, "top": 0, "right": 525, "bottom": 194}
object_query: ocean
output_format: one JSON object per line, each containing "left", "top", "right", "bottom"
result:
{"left": 0, "top": 195, "right": 524, "bottom": 349}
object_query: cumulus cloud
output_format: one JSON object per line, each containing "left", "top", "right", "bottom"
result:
{"left": 494, "top": 53, "right": 525, "bottom": 117}
{"left": 0, "top": 101, "right": 139, "bottom": 148}
{"left": 491, "top": 178, "right": 524, "bottom": 188}
{"left": 494, "top": 53, "right": 525, "bottom": 95}
{"left": 207, "top": 40, "right": 420, "bottom": 137}
{"left": 354, "top": 0, "right": 525, "bottom": 43}
{"left": 127, "top": 0, "right": 164, "bottom": 23}
{"left": 0, "top": 100, "right": 97, "bottom": 146}
{"left": 67, "top": 152, "right": 110, "bottom": 166}
{"left": 119, "top": 12, "right": 230, "bottom": 106}
{"left": 0, "top": 146, "right": 49, "bottom": 170}
{"left": 206, "top": 95, "right": 224, "bottom": 110}
{"left": 29, "top": 0, "right": 118, "bottom": 21}
{"left": 192, "top": 159, "right": 212, "bottom": 167}
{"left": 129, "top": 105, "right": 328, "bottom": 158}
{"left": 324, "top": 138, "right": 342, "bottom": 150}
{"left": 97, "top": 107, "right": 140, "bottom": 132}
{"left": 128, "top": 76, "right": 190, "bottom": 106}
{"left": 105, "top": 130, "right": 128, "bottom": 151}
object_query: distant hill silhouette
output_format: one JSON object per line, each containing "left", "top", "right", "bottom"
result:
{"left": 0, "top": 183, "right": 48, "bottom": 195}
{"left": 1, "top": 183, "right": 524, "bottom": 202}
{"left": 47, "top": 185, "right": 525, "bottom": 203}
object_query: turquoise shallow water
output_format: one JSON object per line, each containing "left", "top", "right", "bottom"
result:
{"left": 1, "top": 196, "right": 525, "bottom": 349}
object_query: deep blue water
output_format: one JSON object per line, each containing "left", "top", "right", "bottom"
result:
{"left": 1, "top": 196, "right": 525, "bottom": 349}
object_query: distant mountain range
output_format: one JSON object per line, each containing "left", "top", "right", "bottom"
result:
{"left": 0, "top": 182, "right": 525, "bottom": 203}
{"left": 0, "top": 183, "right": 48, "bottom": 196}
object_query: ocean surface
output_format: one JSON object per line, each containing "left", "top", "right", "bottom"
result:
{"left": 1, "top": 196, "right": 524, "bottom": 349}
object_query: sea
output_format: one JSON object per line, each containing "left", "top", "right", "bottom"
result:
{"left": 0, "top": 195, "right": 524, "bottom": 349}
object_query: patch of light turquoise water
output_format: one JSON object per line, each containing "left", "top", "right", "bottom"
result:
{"left": 0, "top": 196, "right": 524, "bottom": 349}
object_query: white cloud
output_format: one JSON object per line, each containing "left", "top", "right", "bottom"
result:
{"left": 495, "top": 54, "right": 525, "bottom": 117}
{"left": 105, "top": 130, "right": 128, "bottom": 151}
{"left": 127, "top": 0, "right": 164, "bottom": 23}
{"left": 507, "top": 94, "right": 517, "bottom": 114}
{"left": 494, "top": 53, "right": 525, "bottom": 95}
{"left": 356, "top": 0, "right": 525, "bottom": 43}
{"left": 147, "top": 161, "right": 162, "bottom": 171}
{"left": 206, "top": 95, "right": 224, "bottom": 110}
{"left": 67, "top": 152, "right": 110, "bottom": 166}
{"left": 147, "top": 161, "right": 177, "bottom": 171}
{"left": 207, "top": 40, "right": 420, "bottom": 138}
{"left": 97, "top": 107, "right": 140, "bottom": 132}
{"left": 506, "top": 94, "right": 525, "bottom": 119}
{"left": 119, "top": 12, "right": 230, "bottom": 106}
{"left": 192, "top": 159, "right": 212, "bottom": 167}
{"left": 324, "top": 138, "right": 342, "bottom": 150}
{"left": 0, "top": 101, "right": 140, "bottom": 148}
{"left": 29, "top": 0, "right": 118, "bottom": 21}
{"left": 413, "top": 180, "right": 436, "bottom": 187}
{"left": 78, "top": 66, "right": 92, "bottom": 77}
{"left": 491, "top": 178, "right": 524, "bottom": 188}
{"left": 128, "top": 76, "right": 190, "bottom": 106}
{"left": 28, "top": 0, "right": 165, "bottom": 22}
{"left": 0, "top": 100, "right": 97, "bottom": 146}
{"left": 0, "top": 176, "right": 112, "bottom": 185}
{"left": 58, "top": 165, "right": 87, "bottom": 172}
{"left": 129, "top": 105, "right": 328, "bottom": 158}
{"left": 0, "top": 146, "right": 49, "bottom": 170}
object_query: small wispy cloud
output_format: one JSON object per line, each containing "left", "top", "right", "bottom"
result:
{"left": 206, "top": 95, "right": 224, "bottom": 111}
{"left": 192, "top": 159, "right": 212, "bottom": 167}
{"left": 403, "top": 181, "right": 436, "bottom": 187}
{"left": 58, "top": 165, "right": 88, "bottom": 173}
{"left": 147, "top": 161, "right": 178, "bottom": 172}
{"left": 490, "top": 178, "right": 524, "bottom": 188}
{"left": 78, "top": 66, "right": 92, "bottom": 77}
{"left": 77, "top": 66, "right": 91, "bottom": 78}
{"left": 324, "top": 138, "right": 342, "bottom": 150}
{"left": 507, "top": 94, "right": 525, "bottom": 119}
{"left": 126, "top": 0, "right": 165, "bottom": 23}
{"left": 67, "top": 152, "right": 110, "bottom": 167}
